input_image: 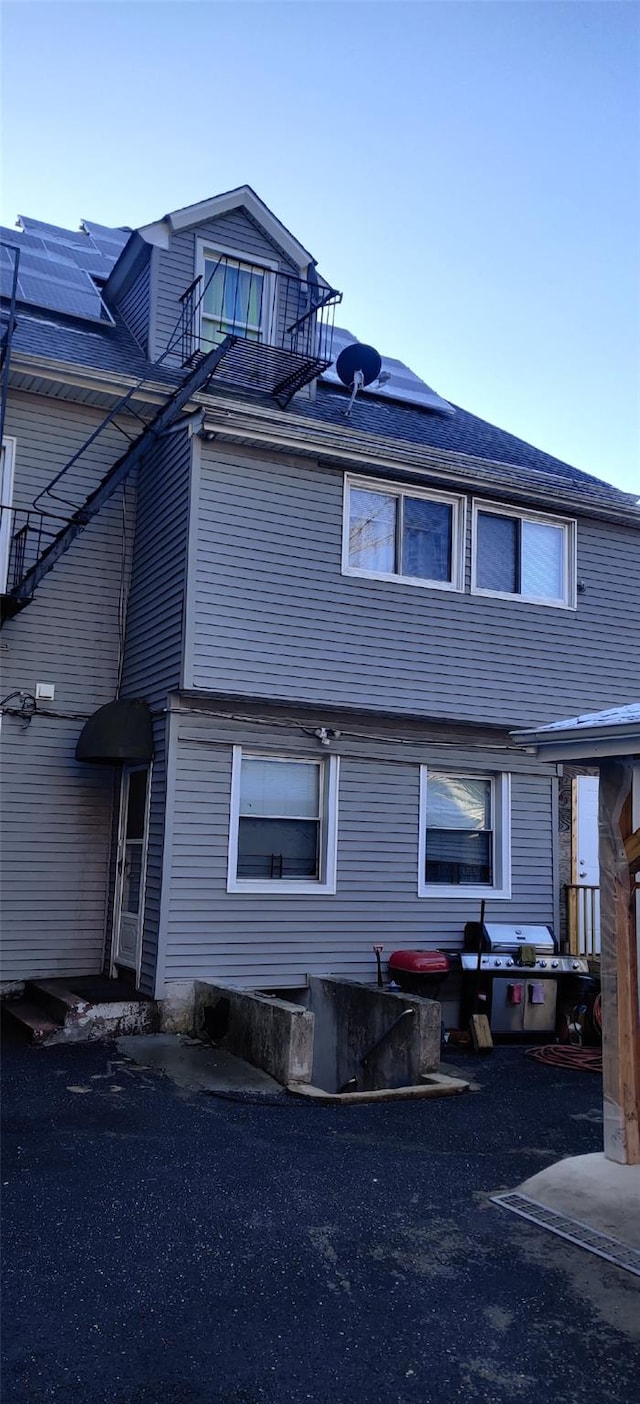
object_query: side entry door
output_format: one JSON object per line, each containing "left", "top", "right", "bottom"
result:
{"left": 114, "top": 766, "right": 150, "bottom": 975}
{"left": 573, "top": 775, "right": 601, "bottom": 955}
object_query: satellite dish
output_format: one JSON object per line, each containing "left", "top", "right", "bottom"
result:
{"left": 335, "top": 342, "right": 382, "bottom": 389}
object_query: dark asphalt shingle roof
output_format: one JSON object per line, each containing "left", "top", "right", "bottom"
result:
{"left": 306, "top": 384, "right": 635, "bottom": 509}
{"left": 5, "top": 305, "right": 180, "bottom": 387}
{"left": 2, "top": 217, "right": 635, "bottom": 515}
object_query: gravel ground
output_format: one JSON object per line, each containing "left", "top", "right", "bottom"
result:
{"left": 2, "top": 1031, "right": 639, "bottom": 1404}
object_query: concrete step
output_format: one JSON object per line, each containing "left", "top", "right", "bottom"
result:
{"left": 58, "top": 997, "right": 157, "bottom": 1042}
{"left": 3, "top": 977, "right": 158, "bottom": 1047}
{"left": 3, "top": 999, "right": 61, "bottom": 1045}
{"left": 25, "top": 979, "right": 88, "bottom": 1026}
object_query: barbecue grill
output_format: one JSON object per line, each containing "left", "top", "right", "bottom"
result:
{"left": 460, "top": 923, "right": 589, "bottom": 1037}
{"left": 388, "top": 950, "right": 450, "bottom": 996}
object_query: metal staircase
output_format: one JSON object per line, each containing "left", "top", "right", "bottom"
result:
{"left": 0, "top": 339, "right": 229, "bottom": 623}
{"left": 1, "top": 245, "right": 341, "bottom": 623}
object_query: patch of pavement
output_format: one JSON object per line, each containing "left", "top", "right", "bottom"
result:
{"left": 117, "top": 1033, "right": 284, "bottom": 1097}
{"left": 2, "top": 1034, "right": 638, "bottom": 1404}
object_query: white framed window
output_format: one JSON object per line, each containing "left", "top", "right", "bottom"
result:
{"left": 418, "top": 768, "right": 511, "bottom": 899}
{"left": 227, "top": 748, "right": 340, "bottom": 895}
{"left": 471, "top": 499, "right": 576, "bottom": 608}
{"left": 0, "top": 437, "right": 16, "bottom": 594}
{"left": 342, "top": 474, "right": 466, "bottom": 592}
{"left": 196, "top": 238, "right": 278, "bottom": 352}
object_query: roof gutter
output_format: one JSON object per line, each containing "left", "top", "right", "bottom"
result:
{"left": 197, "top": 406, "right": 640, "bottom": 528}
{"left": 511, "top": 721, "right": 640, "bottom": 760}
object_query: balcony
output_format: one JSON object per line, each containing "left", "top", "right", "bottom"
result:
{"left": 178, "top": 255, "right": 342, "bottom": 408}
{"left": 1, "top": 507, "right": 62, "bottom": 618}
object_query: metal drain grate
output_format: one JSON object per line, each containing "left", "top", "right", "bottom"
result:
{"left": 491, "top": 1192, "right": 640, "bottom": 1277}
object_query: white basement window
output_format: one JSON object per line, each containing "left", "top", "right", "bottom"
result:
{"left": 472, "top": 500, "right": 576, "bottom": 608}
{"left": 343, "top": 475, "right": 466, "bottom": 592}
{"left": 227, "top": 749, "right": 339, "bottom": 895}
{"left": 418, "top": 769, "right": 511, "bottom": 899}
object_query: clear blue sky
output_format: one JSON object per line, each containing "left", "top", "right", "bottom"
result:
{"left": 1, "top": 0, "right": 639, "bottom": 491}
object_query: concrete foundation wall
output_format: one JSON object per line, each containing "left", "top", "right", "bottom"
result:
{"left": 307, "top": 977, "right": 441, "bottom": 1093}
{"left": 160, "top": 980, "right": 197, "bottom": 1033}
{"left": 194, "top": 982, "right": 314, "bottom": 1085}
{"left": 166, "top": 976, "right": 441, "bottom": 1093}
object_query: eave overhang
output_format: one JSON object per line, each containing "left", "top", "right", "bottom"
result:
{"left": 7, "top": 352, "right": 640, "bottom": 530}
{"left": 138, "top": 185, "right": 317, "bottom": 276}
{"left": 511, "top": 720, "right": 640, "bottom": 761}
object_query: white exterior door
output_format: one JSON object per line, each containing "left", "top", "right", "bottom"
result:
{"left": 114, "top": 767, "right": 150, "bottom": 974}
{"left": 573, "top": 775, "right": 601, "bottom": 954}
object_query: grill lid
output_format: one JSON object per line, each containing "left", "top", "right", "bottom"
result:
{"left": 388, "top": 950, "right": 450, "bottom": 975}
{"left": 483, "top": 924, "right": 557, "bottom": 953}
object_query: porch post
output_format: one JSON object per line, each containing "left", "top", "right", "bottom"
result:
{"left": 598, "top": 757, "right": 640, "bottom": 1164}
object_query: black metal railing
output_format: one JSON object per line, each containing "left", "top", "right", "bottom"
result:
{"left": 337, "top": 1009, "right": 416, "bottom": 1093}
{"left": 1, "top": 506, "right": 67, "bottom": 596}
{"left": 178, "top": 254, "right": 341, "bottom": 382}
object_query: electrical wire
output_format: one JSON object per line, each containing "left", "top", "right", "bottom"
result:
{"left": 0, "top": 690, "right": 27, "bottom": 708}
{"left": 171, "top": 702, "right": 515, "bottom": 759}
{"left": 0, "top": 704, "right": 90, "bottom": 722}
{"left": 0, "top": 690, "right": 37, "bottom": 723}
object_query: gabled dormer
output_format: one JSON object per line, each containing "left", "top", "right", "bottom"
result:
{"left": 105, "top": 185, "right": 342, "bottom": 407}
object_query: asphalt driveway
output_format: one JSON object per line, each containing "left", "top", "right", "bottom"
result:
{"left": 2, "top": 1033, "right": 638, "bottom": 1404}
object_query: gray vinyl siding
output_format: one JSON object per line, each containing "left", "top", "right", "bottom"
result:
{"left": 161, "top": 714, "right": 555, "bottom": 989}
{"left": 119, "top": 427, "right": 191, "bottom": 708}
{"left": 190, "top": 445, "right": 640, "bottom": 730}
{"left": 152, "top": 210, "right": 299, "bottom": 364}
{"left": 0, "top": 717, "right": 116, "bottom": 980}
{"left": 119, "top": 426, "right": 191, "bottom": 992}
{"left": 0, "top": 392, "right": 132, "bottom": 982}
{"left": 116, "top": 258, "right": 152, "bottom": 354}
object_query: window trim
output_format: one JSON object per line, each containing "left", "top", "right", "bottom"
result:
{"left": 195, "top": 237, "right": 278, "bottom": 349}
{"left": 0, "top": 436, "right": 16, "bottom": 594}
{"left": 418, "top": 767, "right": 512, "bottom": 899}
{"left": 471, "top": 498, "right": 577, "bottom": 609}
{"left": 342, "top": 474, "right": 467, "bottom": 593}
{"left": 227, "top": 747, "right": 340, "bottom": 895}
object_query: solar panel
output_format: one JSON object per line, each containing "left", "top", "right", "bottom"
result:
{"left": 18, "top": 215, "right": 89, "bottom": 245}
{"left": 0, "top": 226, "right": 115, "bottom": 323}
{"left": 81, "top": 221, "right": 131, "bottom": 266}
{"left": 323, "top": 326, "right": 455, "bottom": 417}
{"left": 18, "top": 276, "right": 104, "bottom": 321}
{"left": 54, "top": 243, "right": 112, "bottom": 280}
{"left": 82, "top": 219, "right": 130, "bottom": 241}
{"left": 15, "top": 221, "right": 114, "bottom": 280}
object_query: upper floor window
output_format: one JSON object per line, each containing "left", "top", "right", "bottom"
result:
{"left": 418, "top": 768, "right": 511, "bottom": 899}
{"left": 343, "top": 475, "right": 466, "bottom": 592}
{"left": 472, "top": 500, "right": 576, "bottom": 608}
{"left": 197, "top": 240, "right": 277, "bottom": 352}
{"left": 227, "top": 748, "right": 339, "bottom": 895}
